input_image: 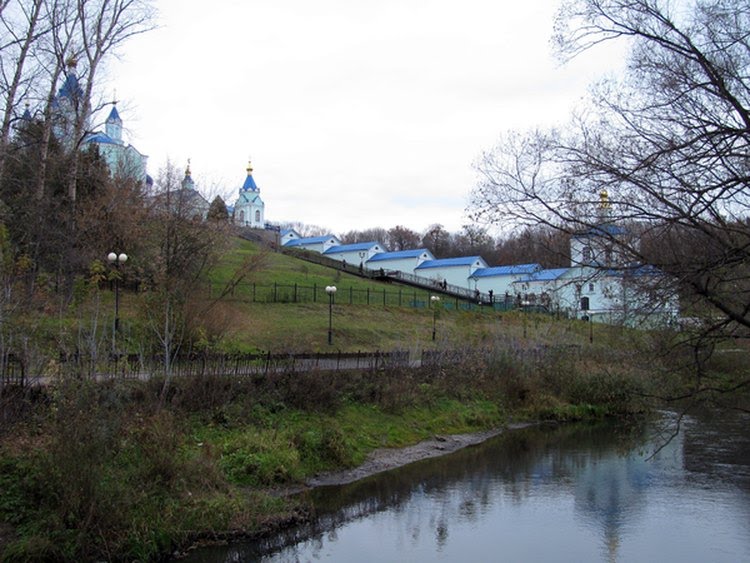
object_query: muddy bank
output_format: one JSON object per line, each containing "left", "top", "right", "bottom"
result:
{"left": 175, "top": 424, "right": 535, "bottom": 558}
{"left": 302, "top": 423, "right": 533, "bottom": 489}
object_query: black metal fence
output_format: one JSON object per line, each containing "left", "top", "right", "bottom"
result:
{"left": 280, "top": 247, "right": 517, "bottom": 309}
{"left": 1, "top": 343, "right": 586, "bottom": 387}
{"left": 208, "top": 280, "right": 518, "bottom": 312}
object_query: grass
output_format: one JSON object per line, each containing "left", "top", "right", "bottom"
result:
{"left": 0, "top": 235, "right": 680, "bottom": 561}
{"left": 184, "top": 238, "right": 619, "bottom": 352}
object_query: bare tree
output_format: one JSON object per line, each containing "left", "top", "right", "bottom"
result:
{"left": 470, "top": 0, "right": 750, "bottom": 410}
{"left": 339, "top": 227, "right": 388, "bottom": 245}
{"left": 472, "top": 0, "right": 750, "bottom": 333}
{"left": 63, "top": 0, "right": 156, "bottom": 202}
{"left": 387, "top": 225, "right": 421, "bottom": 251}
{"left": 421, "top": 223, "right": 451, "bottom": 257}
{"left": 0, "top": 0, "right": 47, "bottom": 180}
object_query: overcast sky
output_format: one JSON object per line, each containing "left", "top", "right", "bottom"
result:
{"left": 106, "top": 0, "right": 624, "bottom": 236}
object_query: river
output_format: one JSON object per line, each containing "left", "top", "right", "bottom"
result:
{"left": 180, "top": 410, "right": 750, "bottom": 562}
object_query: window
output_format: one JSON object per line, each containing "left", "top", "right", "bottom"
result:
{"left": 589, "top": 282, "right": 595, "bottom": 293}
{"left": 582, "top": 246, "right": 592, "bottom": 264}
{"left": 580, "top": 296, "right": 590, "bottom": 311}
{"left": 239, "top": 210, "right": 245, "bottom": 223}
{"left": 255, "top": 210, "right": 260, "bottom": 222}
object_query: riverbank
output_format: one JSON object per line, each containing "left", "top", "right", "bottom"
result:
{"left": 174, "top": 423, "right": 531, "bottom": 559}
{"left": 303, "top": 424, "right": 532, "bottom": 488}
{"left": 0, "top": 350, "right": 655, "bottom": 561}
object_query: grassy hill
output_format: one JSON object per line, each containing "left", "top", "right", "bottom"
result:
{"left": 193, "top": 237, "right": 598, "bottom": 353}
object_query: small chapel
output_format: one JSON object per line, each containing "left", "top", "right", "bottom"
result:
{"left": 232, "top": 161, "right": 265, "bottom": 228}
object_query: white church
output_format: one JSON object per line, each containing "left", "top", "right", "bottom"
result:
{"left": 49, "top": 58, "right": 150, "bottom": 185}
{"left": 231, "top": 161, "right": 265, "bottom": 228}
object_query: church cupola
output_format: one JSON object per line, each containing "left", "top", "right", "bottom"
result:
{"left": 105, "top": 102, "right": 123, "bottom": 144}
{"left": 58, "top": 57, "right": 83, "bottom": 104}
{"left": 182, "top": 160, "right": 195, "bottom": 190}
{"left": 241, "top": 160, "right": 259, "bottom": 192}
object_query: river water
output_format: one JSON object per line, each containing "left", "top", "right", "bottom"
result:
{"left": 181, "top": 411, "right": 750, "bottom": 562}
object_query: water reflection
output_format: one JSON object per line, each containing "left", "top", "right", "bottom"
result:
{"left": 182, "top": 412, "right": 750, "bottom": 563}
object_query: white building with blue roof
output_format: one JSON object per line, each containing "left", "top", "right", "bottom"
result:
{"left": 83, "top": 104, "right": 149, "bottom": 182}
{"left": 232, "top": 161, "right": 265, "bottom": 228}
{"left": 51, "top": 59, "right": 149, "bottom": 184}
{"left": 365, "top": 248, "right": 434, "bottom": 275}
{"left": 323, "top": 242, "right": 386, "bottom": 268}
{"left": 280, "top": 229, "right": 301, "bottom": 246}
{"left": 414, "top": 256, "right": 488, "bottom": 289}
{"left": 514, "top": 268, "right": 576, "bottom": 310}
{"left": 470, "top": 263, "right": 542, "bottom": 299}
{"left": 283, "top": 235, "right": 341, "bottom": 253}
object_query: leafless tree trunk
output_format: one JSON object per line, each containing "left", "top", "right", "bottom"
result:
{"left": 0, "top": 0, "right": 47, "bottom": 184}
{"left": 64, "top": 0, "right": 156, "bottom": 202}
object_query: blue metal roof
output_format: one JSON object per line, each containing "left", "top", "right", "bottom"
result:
{"left": 471, "top": 263, "right": 541, "bottom": 278}
{"left": 367, "top": 249, "right": 431, "bottom": 262}
{"left": 603, "top": 264, "right": 663, "bottom": 278}
{"left": 323, "top": 241, "right": 382, "bottom": 254}
{"left": 415, "top": 256, "right": 486, "bottom": 269}
{"left": 242, "top": 173, "right": 258, "bottom": 191}
{"left": 574, "top": 224, "right": 628, "bottom": 238}
{"left": 517, "top": 268, "right": 570, "bottom": 283}
{"left": 84, "top": 132, "right": 118, "bottom": 145}
{"left": 284, "top": 235, "right": 336, "bottom": 247}
{"left": 58, "top": 72, "right": 82, "bottom": 100}
{"left": 107, "top": 105, "right": 121, "bottom": 123}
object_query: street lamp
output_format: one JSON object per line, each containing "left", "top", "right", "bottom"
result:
{"left": 325, "top": 285, "right": 337, "bottom": 345}
{"left": 521, "top": 300, "right": 529, "bottom": 338}
{"left": 107, "top": 252, "right": 128, "bottom": 353}
{"left": 430, "top": 295, "right": 440, "bottom": 341}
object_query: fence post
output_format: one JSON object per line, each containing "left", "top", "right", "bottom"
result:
{"left": 253, "top": 283, "right": 256, "bottom": 302}
{"left": 399, "top": 289, "right": 402, "bottom": 307}
{"left": 274, "top": 282, "right": 278, "bottom": 303}
{"left": 383, "top": 288, "right": 386, "bottom": 307}
{"left": 367, "top": 287, "right": 370, "bottom": 305}
{"left": 314, "top": 283, "right": 317, "bottom": 303}
{"left": 350, "top": 286, "right": 353, "bottom": 305}
{"left": 294, "top": 283, "right": 298, "bottom": 303}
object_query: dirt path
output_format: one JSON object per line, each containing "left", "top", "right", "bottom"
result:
{"left": 302, "top": 423, "right": 532, "bottom": 489}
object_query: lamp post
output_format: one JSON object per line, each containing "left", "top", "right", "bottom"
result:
{"left": 430, "top": 295, "right": 440, "bottom": 341}
{"left": 325, "top": 285, "right": 337, "bottom": 345}
{"left": 107, "top": 252, "right": 128, "bottom": 353}
{"left": 521, "top": 300, "right": 529, "bottom": 338}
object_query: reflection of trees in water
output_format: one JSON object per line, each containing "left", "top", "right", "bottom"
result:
{"left": 235, "top": 420, "right": 651, "bottom": 561}
{"left": 681, "top": 411, "right": 750, "bottom": 487}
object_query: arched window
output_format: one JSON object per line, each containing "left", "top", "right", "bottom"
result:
{"left": 582, "top": 245, "right": 592, "bottom": 264}
{"left": 239, "top": 210, "right": 245, "bottom": 224}
{"left": 255, "top": 210, "right": 260, "bottom": 222}
{"left": 580, "top": 296, "right": 590, "bottom": 311}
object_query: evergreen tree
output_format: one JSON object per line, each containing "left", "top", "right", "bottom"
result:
{"left": 207, "top": 195, "right": 229, "bottom": 222}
